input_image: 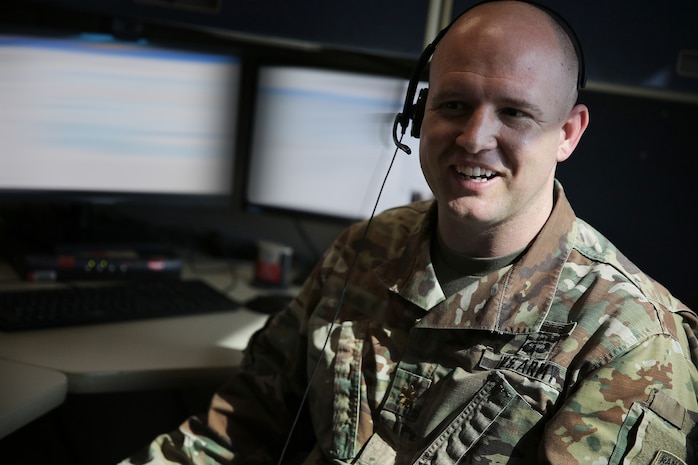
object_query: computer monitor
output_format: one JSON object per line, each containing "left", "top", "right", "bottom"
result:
{"left": 0, "top": 31, "right": 241, "bottom": 207}
{"left": 244, "top": 64, "right": 432, "bottom": 222}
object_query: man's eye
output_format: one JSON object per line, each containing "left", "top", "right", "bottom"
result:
{"left": 502, "top": 108, "right": 528, "bottom": 118}
{"left": 441, "top": 101, "right": 466, "bottom": 112}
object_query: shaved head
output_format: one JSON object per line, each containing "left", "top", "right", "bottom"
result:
{"left": 433, "top": 1, "right": 581, "bottom": 112}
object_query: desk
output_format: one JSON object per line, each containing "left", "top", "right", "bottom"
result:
{"left": 0, "top": 260, "right": 286, "bottom": 393}
{"left": 0, "top": 359, "right": 67, "bottom": 439}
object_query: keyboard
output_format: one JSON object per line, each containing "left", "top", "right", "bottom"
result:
{"left": 0, "top": 279, "right": 240, "bottom": 331}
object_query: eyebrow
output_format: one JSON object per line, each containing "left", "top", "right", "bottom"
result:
{"left": 431, "top": 85, "right": 548, "bottom": 119}
{"left": 500, "top": 96, "right": 544, "bottom": 117}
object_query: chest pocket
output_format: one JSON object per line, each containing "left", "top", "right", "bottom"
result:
{"left": 404, "top": 328, "right": 569, "bottom": 464}
{"left": 413, "top": 371, "right": 543, "bottom": 465}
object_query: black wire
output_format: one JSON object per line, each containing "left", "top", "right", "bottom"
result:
{"left": 276, "top": 141, "right": 403, "bottom": 465}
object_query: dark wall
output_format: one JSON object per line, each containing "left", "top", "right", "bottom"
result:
{"left": 452, "top": 0, "right": 698, "bottom": 97}
{"left": 2, "top": 0, "right": 430, "bottom": 57}
{"left": 8, "top": 0, "right": 698, "bottom": 95}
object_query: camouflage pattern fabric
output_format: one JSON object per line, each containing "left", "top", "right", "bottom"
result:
{"left": 119, "top": 181, "right": 698, "bottom": 465}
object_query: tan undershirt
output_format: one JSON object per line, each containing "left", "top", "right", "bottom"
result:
{"left": 431, "top": 233, "right": 525, "bottom": 298}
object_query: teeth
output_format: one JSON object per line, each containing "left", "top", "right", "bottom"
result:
{"left": 456, "top": 166, "right": 495, "bottom": 181}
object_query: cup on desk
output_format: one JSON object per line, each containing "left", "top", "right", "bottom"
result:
{"left": 254, "top": 241, "right": 293, "bottom": 288}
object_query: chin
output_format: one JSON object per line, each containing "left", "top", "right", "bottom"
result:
{"left": 444, "top": 199, "right": 484, "bottom": 222}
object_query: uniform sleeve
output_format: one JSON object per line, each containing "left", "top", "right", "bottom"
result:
{"left": 118, "top": 260, "right": 329, "bottom": 465}
{"left": 540, "top": 332, "right": 698, "bottom": 465}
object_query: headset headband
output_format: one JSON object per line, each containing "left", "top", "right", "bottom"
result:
{"left": 393, "top": 0, "right": 586, "bottom": 151}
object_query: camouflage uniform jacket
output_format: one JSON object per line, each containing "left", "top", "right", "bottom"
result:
{"left": 122, "top": 182, "right": 698, "bottom": 465}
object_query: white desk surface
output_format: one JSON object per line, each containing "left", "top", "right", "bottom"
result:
{"left": 0, "top": 358, "right": 67, "bottom": 439}
{"left": 0, "top": 260, "right": 288, "bottom": 393}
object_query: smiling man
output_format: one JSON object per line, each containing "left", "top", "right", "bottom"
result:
{"left": 418, "top": 1, "right": 588, "bottom": 259}
{"left": 120, "top": 2, "right": 698, "bottom": 464}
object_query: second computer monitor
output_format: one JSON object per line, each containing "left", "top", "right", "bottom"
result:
{"left": 245, "top": 65, "right": 431, "bottom": 222}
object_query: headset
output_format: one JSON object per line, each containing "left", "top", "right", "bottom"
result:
{"left": 392, "top": 0, "right": 587, "bottom": 154}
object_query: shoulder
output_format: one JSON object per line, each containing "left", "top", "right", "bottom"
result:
{"left": 316, "top": 200, "right": 434, "bottom": 275}
{"left": 308, "top": 200, "right": 435, "bottom": 312}
{"left": 335, "top": 199, "right": 435, "bottom": 252}
{"left": 571, "top": 218, "right": 686, "bottom": 313}
{"left": 561, "top": 217, "right": 695, "bottom": 350}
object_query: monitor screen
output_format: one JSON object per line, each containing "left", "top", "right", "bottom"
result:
{"left": 0, "top": 32, "right": 241, "bottom": 205}
{"left": 245, "top": 65, "right": 432, "bottom": 222}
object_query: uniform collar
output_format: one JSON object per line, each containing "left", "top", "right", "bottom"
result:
{"left": 374, "top": 181, "right": 577, "bottom": 334}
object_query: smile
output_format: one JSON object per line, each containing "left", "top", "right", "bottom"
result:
{"left": 455, "top": 165, "right": 497, "bottom": 182}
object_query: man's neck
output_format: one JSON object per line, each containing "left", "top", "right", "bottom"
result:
{"left": 436, "top": 199, "right": 555, "bottom": 258}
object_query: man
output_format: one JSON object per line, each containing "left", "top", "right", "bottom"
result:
{"left": 121, "top": 1, "right": 698, "bottom": 464}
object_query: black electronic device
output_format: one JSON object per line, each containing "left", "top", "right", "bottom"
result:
{"left": 12, "top": 245, "right": 183, "bottom": 282}
{"left": 0, "top": 279, "right": 240, "bottom": 331}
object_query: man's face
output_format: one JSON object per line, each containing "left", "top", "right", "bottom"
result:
{"left": 419, "top": 11, "right": 577, "bottom": 236}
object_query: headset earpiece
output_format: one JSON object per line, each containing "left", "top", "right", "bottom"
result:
{"left": 411, "top": 88, "right": 428, "bottom": 138}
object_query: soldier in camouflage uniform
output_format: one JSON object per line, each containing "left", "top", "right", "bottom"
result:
{"left": 119, "top": 1, "right": 698, "bottom": 464}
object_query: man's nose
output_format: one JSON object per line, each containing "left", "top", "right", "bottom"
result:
{"left": 455, "top": 108, "right": 497, "bottom": 154}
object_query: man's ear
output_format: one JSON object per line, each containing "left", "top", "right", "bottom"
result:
{"left": 557, "top": 103, "right": 590, "bottom": 162}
